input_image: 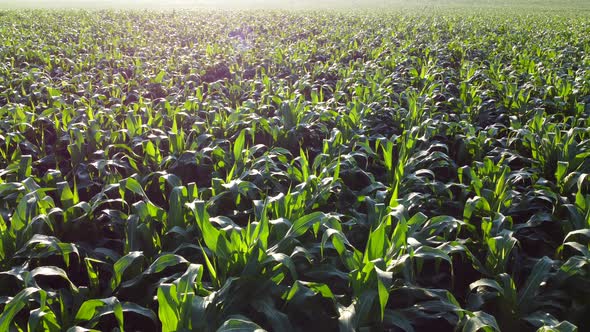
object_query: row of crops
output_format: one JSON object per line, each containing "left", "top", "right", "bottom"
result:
{"left": 0, "top": 8, "right": 589, "bottom": 332}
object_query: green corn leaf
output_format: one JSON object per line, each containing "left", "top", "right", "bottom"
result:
{"left": 461, "top": 311, "right": 501, "bottom": 332}
{"left": 383, "top": 309, "right": 414, "bottom": 332}
{"left": 536, "top": 321, "right": 578, "bottom": 332}
{"left": 145, "top": 254, "right": 188, "bottom": 275}
{"left": 365, "top": 222, "right": 389, "bottom": 262}
{"left": 158, "top": 284, "right": 180, "bottom": 332}
{"left": 121, "top": 302, "right": 157, "bottom": 325}
{"left": 28, "top": 307, "right": 61, "bottom": 332}
{"left": 517, "top": 256, "right": 553, "bottom": 313}
{"left": 187, "top": 200, "right": 229, "bottom": 258}
{"left": 233, "top": 129, "right": 246, "bottom": 165}
{"left": 153, "top": 70, "right": 166, "bottom": 84}
{"left": 0, "top": 287, "right": 45, "bottom": 331}
{"left": 168, "top": 186, "right": 188, "bottom": 229}
{"left": 376, "top": 266, "right": 392, "bottom": 321}
{"left": 284, "top": 212, "right": 326, "bottom": 238}
{"left": 18, "top": 155, "right": 32, "bottom": 180}
{"left": 175, "top": 263, "right": 203, "bottom": 300}
{"left": 111, "top": 251, "right": 145, "bottom": 291}
{"left": 217, "top": 317, "right": 266, "bottom": 332}
{"left": 74, "top": 297, "right": 124, "bottom": 331}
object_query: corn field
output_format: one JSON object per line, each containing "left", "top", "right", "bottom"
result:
{"left": 0, "top": 7, "right": 589, "bottom": 332}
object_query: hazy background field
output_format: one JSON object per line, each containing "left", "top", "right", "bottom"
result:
{"left": 0, "top": 0, "right": 589, "bottom": 9}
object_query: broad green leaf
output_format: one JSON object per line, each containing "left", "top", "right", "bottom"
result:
{"left": 517, "top": 256, "right": 553, "bottom": 313}
{"left": 0, "top": 287, "right": 44, "bottom": 331}
{"left": 461, "top": 311, "right": 501, "bottom": 332}
{"left": 217, "top": 317, "right": 266, "bottom": 332}
{"left": 536, "top": 321, "right": 578, "bottom": 332}
{"left": 158, "top": 284, "right": 179, "bottom": 332}
{"left": 74, "top": 297, "right": 124, "bottom": 331}
{"left": 285, "top": 212, "right": 326, "bottom": 238}
{"left": 111, "top": 251, "right": 145, "bottom": 290}
{"left": 233, "top": 129, "right": 246, "bottom": 164}
{"left": 31, "top": 266, "right": 77, "bottom": 291}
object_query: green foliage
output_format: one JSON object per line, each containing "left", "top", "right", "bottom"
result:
{"left": 0, "top": 6, "right": 588, "bottom": 332}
